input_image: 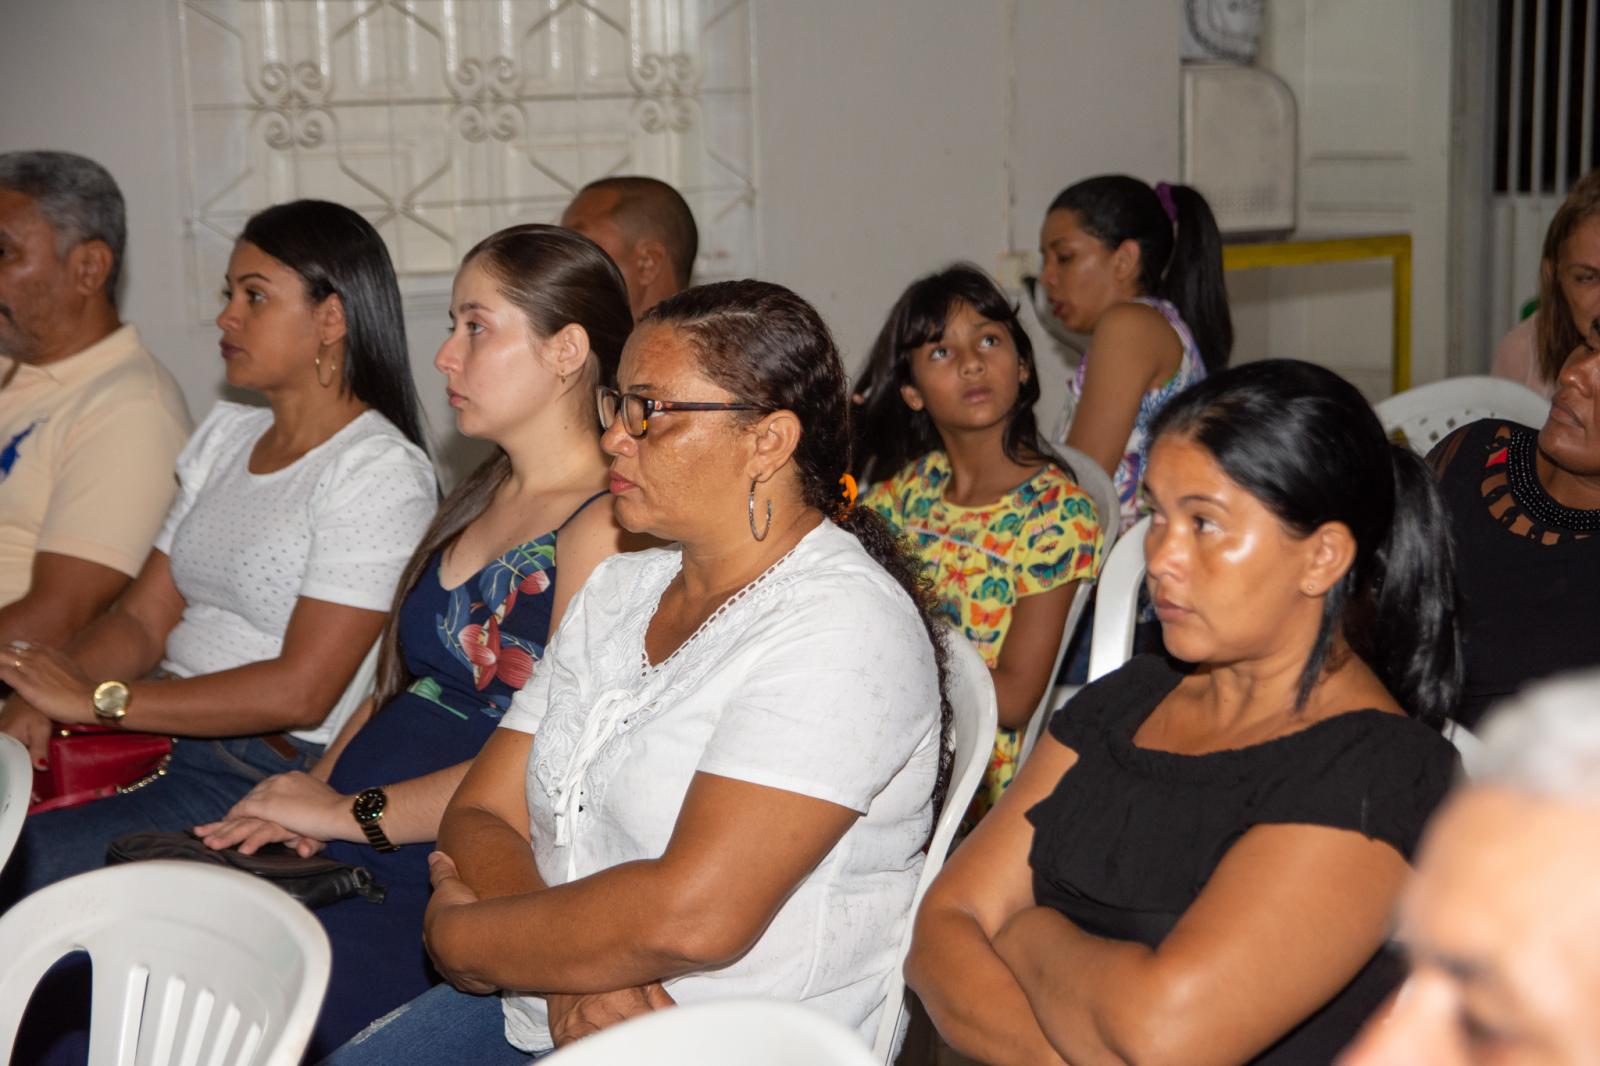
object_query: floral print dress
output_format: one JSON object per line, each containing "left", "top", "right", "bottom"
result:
{"left": 307, "top": 491, "right": 605, "bottom": 1059}
{"left": 1054, "top": 296, "right": 1207, "bottom": 532}
{"left": 865, "top": 453, "right": 1102, "bottom": 824}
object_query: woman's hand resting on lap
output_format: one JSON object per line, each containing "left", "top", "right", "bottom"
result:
{"left": 422, "top": 850, "right": 677, "bottom": 1038}
{"left": 0, "top": 642, "right": 96, "bottom": 725}
{"left": 195, "top": 770, "right": 351, "bottom": 855}
{"left": 194, "top": 815, "right": 326, "bottom": 857}
{"left": 424, "top": 850, "right": 497, "bottom": 995}
{"left": 0, "top": 695, "right": 55, "bottom": 767}
{"left": 546, "top": 984, "right": 677, "bottom": 1046}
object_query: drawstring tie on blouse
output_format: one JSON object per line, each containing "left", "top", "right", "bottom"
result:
{"left": 548, "top": 687, "right": 645, "bottom": 881}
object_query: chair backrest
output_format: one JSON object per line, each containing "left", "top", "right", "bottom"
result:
{"left": 542, "top": 998, "right": 879, "bottom": 1066}
{"left": 1087, "top": 516, "right": 1152, "bottom": 682}
{"left": 1442, "top": 719, "right": 1486, "bottom": 778}
{"left": 0, "top": 862, "right": 330, "bottom": 1066}
{"left": 871, "top": 629, "right": 997, "bottom": 1062}
{"left": 1375, "top": 376, "right": 1550, "bottom": 456}
{"left": 0, "top": 732, "right": 29, "bottom": 870}
{"left": 314, "top": 639, "right": 381, "bottom": 742}
{"left": 1017, "top": 445, "right": 1121, "bottom": 764}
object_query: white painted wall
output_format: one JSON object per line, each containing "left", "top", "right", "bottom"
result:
{"left": 2, "top": 0, "right": 1178, "bottom": 481}
{"left": 751, "top": 0, "right": 1180, "bottom": 432}
{"left": 0, "top": 1, "right": 201, "bottom": 411}
{"left": 1230, "top": 0, "right": 1455, "bottom": 399}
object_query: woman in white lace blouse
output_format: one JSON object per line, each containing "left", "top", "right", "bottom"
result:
{"left": 320, "top": 281, "right": 955, "bottom": 1065}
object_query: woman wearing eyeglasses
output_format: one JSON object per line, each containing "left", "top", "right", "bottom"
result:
{"left": 171, "top": 225, "right": 640, "bottom": 1058}
{"left": 319, "top": 281, "right": 952, "bottom": 1065}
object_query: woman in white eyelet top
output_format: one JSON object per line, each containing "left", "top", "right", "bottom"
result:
{"left": 0, "top": 201, "right": 437, "bottom": 905}
{"left": 410, "top": 280, "right": 951, "bottom": 1063}
{"left": 498, "top": 521, "right": 939, "bottom": 1048}
{"left": 157, "top": 400, "right": 436, "bottom": 746}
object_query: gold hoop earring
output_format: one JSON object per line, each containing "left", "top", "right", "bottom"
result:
{"left": 314, "top": 352, "right": 338, "bottom": 389}
{"left": 748, "top": 479, "right": 772, "bottom": 542}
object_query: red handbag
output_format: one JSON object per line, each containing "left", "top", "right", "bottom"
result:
{"left": 29, "top": 724, "right": 173, "bottom": 814}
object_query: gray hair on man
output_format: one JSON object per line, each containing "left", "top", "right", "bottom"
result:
{"left": 1473, "top": 671, "right": 1600, "bottom": 801}
{"left": 0, "top": 151, "right": 127, "bottom": 299}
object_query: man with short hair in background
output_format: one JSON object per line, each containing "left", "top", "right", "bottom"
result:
{"left": 0, "top": 151, "right": 191, "bottom": 763}
{"left": 560, "top": 176, "right": 698, "bottom": 319}
{"left": 1341, "top": 672, "right": 1600, "bottom": 1066}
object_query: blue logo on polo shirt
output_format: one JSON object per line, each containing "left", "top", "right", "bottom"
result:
{"left": 0, "top": 420, "right": 42, "bottom": 482}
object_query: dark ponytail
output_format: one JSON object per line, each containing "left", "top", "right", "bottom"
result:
{"left": 370, "top": 225, "right": 632, "bottom": 711}
{"left": 1164, "top": 185, "right": 1233, "bottom": 372}
{"left": 645, "top": 280, "right": 956, "bottom": 819}
{"left": 1047, "top": 175, "right": 1233, "bottom": 371}
{"left": 850, "top": 263, "right": 1061, "bottom": 487}
{"left": 1150, "top": 359, "right": 1461, "bottom": 726}
{"left": 1366, "top": 445, "right": 1463, "bottom": 726}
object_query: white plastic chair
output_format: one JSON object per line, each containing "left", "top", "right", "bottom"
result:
{"left": 0, "top": 732, "right": 29, "bottom": 870}
{"left": 0, "top": 862, "right": 331, "bottom": 1066}
{"left": 1375, "top": 376, "right": 1550, "bottom": 456}
{"left": 1019, "top": 446, "right": 1122, "bottom": 763}
{"left": 1442, "top": 720, "right": 1486, "bottom": 778}
{"left": 871, "top": 628, "right": 997, "bottom": 1062}
{"left": 313, "top": 639, "right": 381, "bottom": 743}
{"left": 542, "top": 998, "right": 879, "bottom": 1066}
{"left": 1086, "top": 517, "right": 1152, "bottom": 682}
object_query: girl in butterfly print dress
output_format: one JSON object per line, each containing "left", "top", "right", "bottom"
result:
{"left": 856, "top": 265, "right": 1103, "bottom": 823}
{"left": 186, "top": 225, "right": 641, "bottom": 1057}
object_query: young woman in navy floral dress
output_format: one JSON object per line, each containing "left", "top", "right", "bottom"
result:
{"left": 192, "top": 225, "right": 640, "bottom": 1057}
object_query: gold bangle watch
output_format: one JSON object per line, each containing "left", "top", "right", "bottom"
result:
{"left": 91, "top": 680, "right": 131, "bottom": 725}
{"left": 352, "top": 787, "right": 399, "bottom": 852}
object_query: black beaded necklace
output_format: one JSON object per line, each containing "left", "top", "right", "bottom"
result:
{"left": 1505, "top": 428, "right": 1600, "bottom": 534}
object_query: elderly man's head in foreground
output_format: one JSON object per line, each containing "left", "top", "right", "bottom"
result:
{"left": 1343, "top": 672, "right": 1600, "bottom": 1066}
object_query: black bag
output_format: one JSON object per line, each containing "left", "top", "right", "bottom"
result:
{"left": 106, "top": 830, "right": 387, "bottom": 909}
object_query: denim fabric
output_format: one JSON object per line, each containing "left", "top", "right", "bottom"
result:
{"left": 319, "top": 982, "right": 546, "bottom": 1066}
{"left": 0, "top": 733, "right": 320, "bottom": 907}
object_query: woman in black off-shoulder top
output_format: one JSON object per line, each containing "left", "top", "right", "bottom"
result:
{"left": 907, "top": 360, "right": 1463, "bottom": 1066}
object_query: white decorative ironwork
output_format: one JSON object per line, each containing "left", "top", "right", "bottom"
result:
{"left": 177, "top": 0, "right": 757, "bottom": 318}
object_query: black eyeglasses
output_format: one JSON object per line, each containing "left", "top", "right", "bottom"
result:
{"left": 596, "top": 386, "right": 763, "bottom": 439}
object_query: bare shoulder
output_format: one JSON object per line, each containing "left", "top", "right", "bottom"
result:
{"left": 555, "top": 493, "right": 665, "bottom": 558}
{"left": 556, "top": 491, "right": 626, "bottom": 552}
{"left": 1093, "top": 301, "right": 1181, "bottom": 350}
{"left": 1085, "top": 302, "right": 1182, "bottom": 387}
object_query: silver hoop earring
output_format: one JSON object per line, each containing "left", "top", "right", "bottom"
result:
{"left": 748, "top": 479, "right": 772, "bottom": 541}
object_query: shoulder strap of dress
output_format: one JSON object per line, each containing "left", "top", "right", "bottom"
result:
{"left": 554, "top": 490, "right": 610, "bottom": 533}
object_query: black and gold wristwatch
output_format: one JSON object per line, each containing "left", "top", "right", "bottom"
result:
{"left": 91, "top": 680, "right": 131, "bottom": 725}
{"left": 352, "top": 787, "right": 399, "bottom": 852}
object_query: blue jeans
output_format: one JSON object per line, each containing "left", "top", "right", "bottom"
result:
{"left": 0, "top": 733, "right": 321, "bottom": 907}
{"left": 320, "top": 982, "right": 547, "bottom": 1065}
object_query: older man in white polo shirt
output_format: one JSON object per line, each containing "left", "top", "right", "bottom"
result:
{"left": 0, "top": 151, "right": 191, "bottom": 762}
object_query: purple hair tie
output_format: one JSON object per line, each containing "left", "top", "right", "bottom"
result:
{"left": 1155, "top": 181, "right": 1178, "bottom": 225}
